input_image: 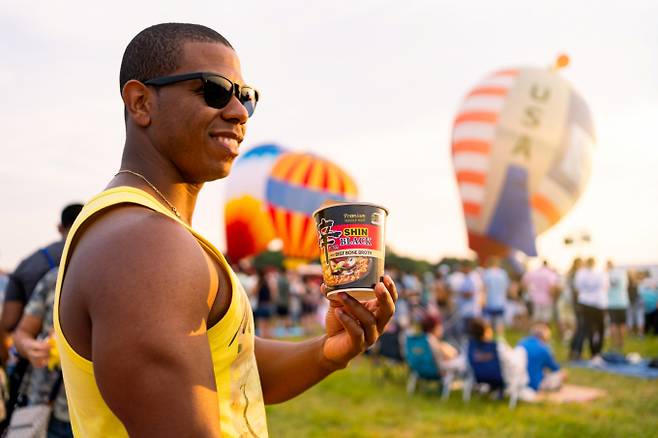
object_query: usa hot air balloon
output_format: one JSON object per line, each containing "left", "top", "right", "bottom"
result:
{"left": 224, "top": 144, "right": 286, "bottom": 261}
{"left": 452, "top": 55, "right": 595, "bottom": 260}
{"left": 266, "top": 152, "right": 358, "bottom": 266}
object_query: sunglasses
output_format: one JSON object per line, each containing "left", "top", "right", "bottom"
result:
{"left": 144, "top": 72, "right": 259, "bottom": 117}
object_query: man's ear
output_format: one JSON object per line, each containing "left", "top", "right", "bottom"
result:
{"left": 122, "top": 80, "right": 154, "bottom": 127}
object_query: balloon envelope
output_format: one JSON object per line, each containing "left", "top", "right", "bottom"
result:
{"left": 452, "top": 66, "right": 595, "bottom": 259}
{"left": 224, "top": 144, "right": 286, "bottom": 261}
{"left": 266, "top": 152, "right": 358, "bottom": 261}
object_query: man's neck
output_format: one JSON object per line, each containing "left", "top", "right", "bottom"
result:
{"left": 113, "top": 142, "right": 202, "bottom": 224}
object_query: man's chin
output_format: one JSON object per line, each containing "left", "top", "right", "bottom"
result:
{"left": 207, "top": 163, "right": 234, "bottom": 181}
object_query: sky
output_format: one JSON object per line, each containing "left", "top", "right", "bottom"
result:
{"left": 1, "top": 0, "right": 658, "bottom": 272}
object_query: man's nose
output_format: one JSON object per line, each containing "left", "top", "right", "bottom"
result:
{"left": 222, "top": 95, "right": 249, "bottom": 124}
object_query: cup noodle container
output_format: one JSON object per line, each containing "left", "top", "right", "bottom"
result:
{"left": 313, "top": 203, "right": 388, "bottom": 301}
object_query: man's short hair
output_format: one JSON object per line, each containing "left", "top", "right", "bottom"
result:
{"left": 61, "top": 203, "right": 84, "bottom": 229}
{"left": 119, "top": 23, "right": 233, "bottom": 92}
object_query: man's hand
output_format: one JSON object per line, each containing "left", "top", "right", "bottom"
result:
{"left": 321, "top": 275, "right": 398, "bottom": 370}
{"left": 23, "top": 338, "right": 50, "bottom": 369}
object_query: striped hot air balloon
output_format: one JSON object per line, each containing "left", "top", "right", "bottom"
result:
{"left": 224, "top": 144, "right": 286, "bottom": 261}
{"left": 266, "top": 152, "right": 358, "bottom": 264}
{"left": 452, "top": 58, "right": 595, "bottom": 259}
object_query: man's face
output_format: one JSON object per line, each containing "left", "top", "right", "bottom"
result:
{"left": 149, "top": 42, "right": 250, "bottom": 182}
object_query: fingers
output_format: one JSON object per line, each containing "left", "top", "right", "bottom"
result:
{"left": 382, "top": 275, "right": 398, "bottom": 303}
{"left": 373, "top": 279, "right": 396, "bottom": 332}
{"left": 336, "top": 293, "right": 379, "bottom": 346}
{"left": 334, "top": 308, "right": 365, "bottom": 353}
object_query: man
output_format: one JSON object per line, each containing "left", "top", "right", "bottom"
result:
{"left": 1, "top": 204, "right": 83, "bottom": 351}
{"left": 482, "top": 256, "right": 510, "bottom": 334}
{"left": 13, "top": 267, "right": 72, "bottom": 437}
{"left": 449, "top": 261, "right": 482, "bottom": 340}
{"left": 54, "top": 23, "right": 397, "bottom": 437}
{"left": 522, "top": 260, "right": 559, "bottom": 323}
{"left": 606, "top": 260, "right": 629, "bottom": 351}
{"left": 572, "top": 257, "right": 607, "bottom": 359}
{"left": 518, "top": 323, "right": 566, "bottom": 393}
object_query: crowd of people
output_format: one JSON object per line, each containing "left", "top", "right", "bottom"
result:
{"left": 372, "top": 256, "right": 657, "bottom": 401}
{"left": 233, "top": 255, "right": 658, "bottom": 402}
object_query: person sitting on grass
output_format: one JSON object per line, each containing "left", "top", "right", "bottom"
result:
{"left": 468, "top": 318, "right": 529, "bottom": 396}
{"left": 518, "top": 323, "right": 567, "bottom": 393}
{"left": 421, "top": 314, "right": 465, "bottom": 374}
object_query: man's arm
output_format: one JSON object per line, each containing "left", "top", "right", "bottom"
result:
{"left": 1, "top": 301, "right": 25, "bottom": 333}
{"left": 13, "top": 273, "right": 51, "bottom": 368}
{"left": 255, "top": 277, "right": 397, "bottom": 404}
{"left": 63, "top": 209, "right": 221, "bottom": 437}
{"left": 13, "top": 314, "right": 49, "bottom": 369}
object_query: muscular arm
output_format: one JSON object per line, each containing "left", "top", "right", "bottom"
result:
{"left": 62, "top": 209, "right": 221, "bottom": 437}
{"left": 254, "top": 336, "right": 333, "bottom": 404}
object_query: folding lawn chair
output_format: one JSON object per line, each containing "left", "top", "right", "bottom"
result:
{"left": 405, "top": 334, "right": 456, "bottom": 400}
{"left": 463, "top": 340, "right": 520, "bottom": 408}
{"left": 369, "top": 322, "right": 405, "bottom": 381}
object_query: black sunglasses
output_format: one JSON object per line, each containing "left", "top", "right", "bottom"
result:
{"left": 144, "top": 72, "right": 259, "bottom": 117}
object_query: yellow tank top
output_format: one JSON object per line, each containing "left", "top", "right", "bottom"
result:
{"left": 53, "top": 186, "right": 268, "bottom": 437}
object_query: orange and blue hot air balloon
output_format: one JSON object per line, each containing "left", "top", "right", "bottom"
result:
{"left": 224, "top": 144, "right": 286, "bottom": 262}
{"left": 266, "top": 152, "right": 358, "bottom": 264}
{"left": 452, "top": 56, "right": 595, "bottom": 260}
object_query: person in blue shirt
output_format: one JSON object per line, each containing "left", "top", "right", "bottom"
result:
{"left": 518, "top": 323, "right": 566, "bottom": 391}
{"left": 606, "top": 260, "right": 629, "bottom": 351}
{"left": 482, "top": 257, "right": 510, "bottom": 335}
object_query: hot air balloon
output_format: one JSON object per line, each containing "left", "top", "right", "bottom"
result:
{"left": 224, "top": 144, "right": 286, "bottom": 261}
{"left": 452, "top": 56, "right": 595, "bottom": 260}
{"left": 266, "top": 152, "right": 358, "bottom": 266}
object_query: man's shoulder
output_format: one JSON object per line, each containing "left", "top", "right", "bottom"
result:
{"left": 76, "top": 205, "right": 197, "bottom": 251}
{"left": 68, "top": 206, "right": 207, "bottom": 288}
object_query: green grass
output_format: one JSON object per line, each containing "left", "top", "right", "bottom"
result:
{"left": 266, "top": 333, "right": 658, "bottom": 437}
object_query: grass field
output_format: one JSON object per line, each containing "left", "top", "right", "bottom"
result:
{"left": 266, "top": 332, "right": 658, "bottom": 437}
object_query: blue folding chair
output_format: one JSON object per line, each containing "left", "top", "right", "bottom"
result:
{"left": 464, "top": 340, "right": 519, "bottom": 408}
{"left": 405, "top": 334, "right": 454, "bottom": 400}
{"left": 370, "top": 325, "right": 405, "bottom": 381}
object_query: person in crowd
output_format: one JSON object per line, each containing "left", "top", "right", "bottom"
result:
{"left": 571, "top": 257, "right": 608, "bottom": 360}
{"left": 518, "top": 323, "right": 566, "bottom": 393}
{"left": 0, "top": 269, "right": 8, "bottom": 318}
{"left": 12, "top": 267, "right": 72, "bottom": 437}
{"left": 504, "top": 273, "right": 528, "bottom": 330}
{"left": 638, "top": 275, "right": 658, "bottom": 335}
{"left": 433, "top": 265, "right": 451, "bottom": 314}
{"left": 54, "top": 23, "right": 397, "bottom": 436}
{"left": 522, "top": 260, "right": 559, "bottom": 323}
{"left": 467, "top": 318, "right": 529, "bottom": 396}
{"left": 482, "top": 256, "right": 510, "bottom": 335}
{"left": 450, "top": 261, "right": 482, "bottom": 341}
{"left": 421, "top": 314, "right": 464, "bottom": 374}
{"left": 0, "top": 204, "right": 82, "bottom": 433}
{"left": 0, "top": 204, "right": 83, "bottom": 361}
{"left": 253, "top": 269, "right": 275, "bottom": 338}
{"left": 275, "top": 266, "right": 291, "bottom": 332}
{"left": 287, "top": 270, "right": 305, "bottom": 329}
{"left": 626, "top": 270, "right": 645, "bottom": 335}
{"left": 302, "top": 275, "right": 323, "bottom": 334}
{"left": 606, "top": 260, "right": 629, "bottom": 351}
{"left": 235, "top": 260, "right": 258, "bottom": 310}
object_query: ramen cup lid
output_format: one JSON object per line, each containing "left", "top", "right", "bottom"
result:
{"left": 312, "top": 201, "right": 389, "bottom": 218}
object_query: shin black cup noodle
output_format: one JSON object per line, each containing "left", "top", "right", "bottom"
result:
{"left": 313, "top": 202, "right": 388, "bottom": 301}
